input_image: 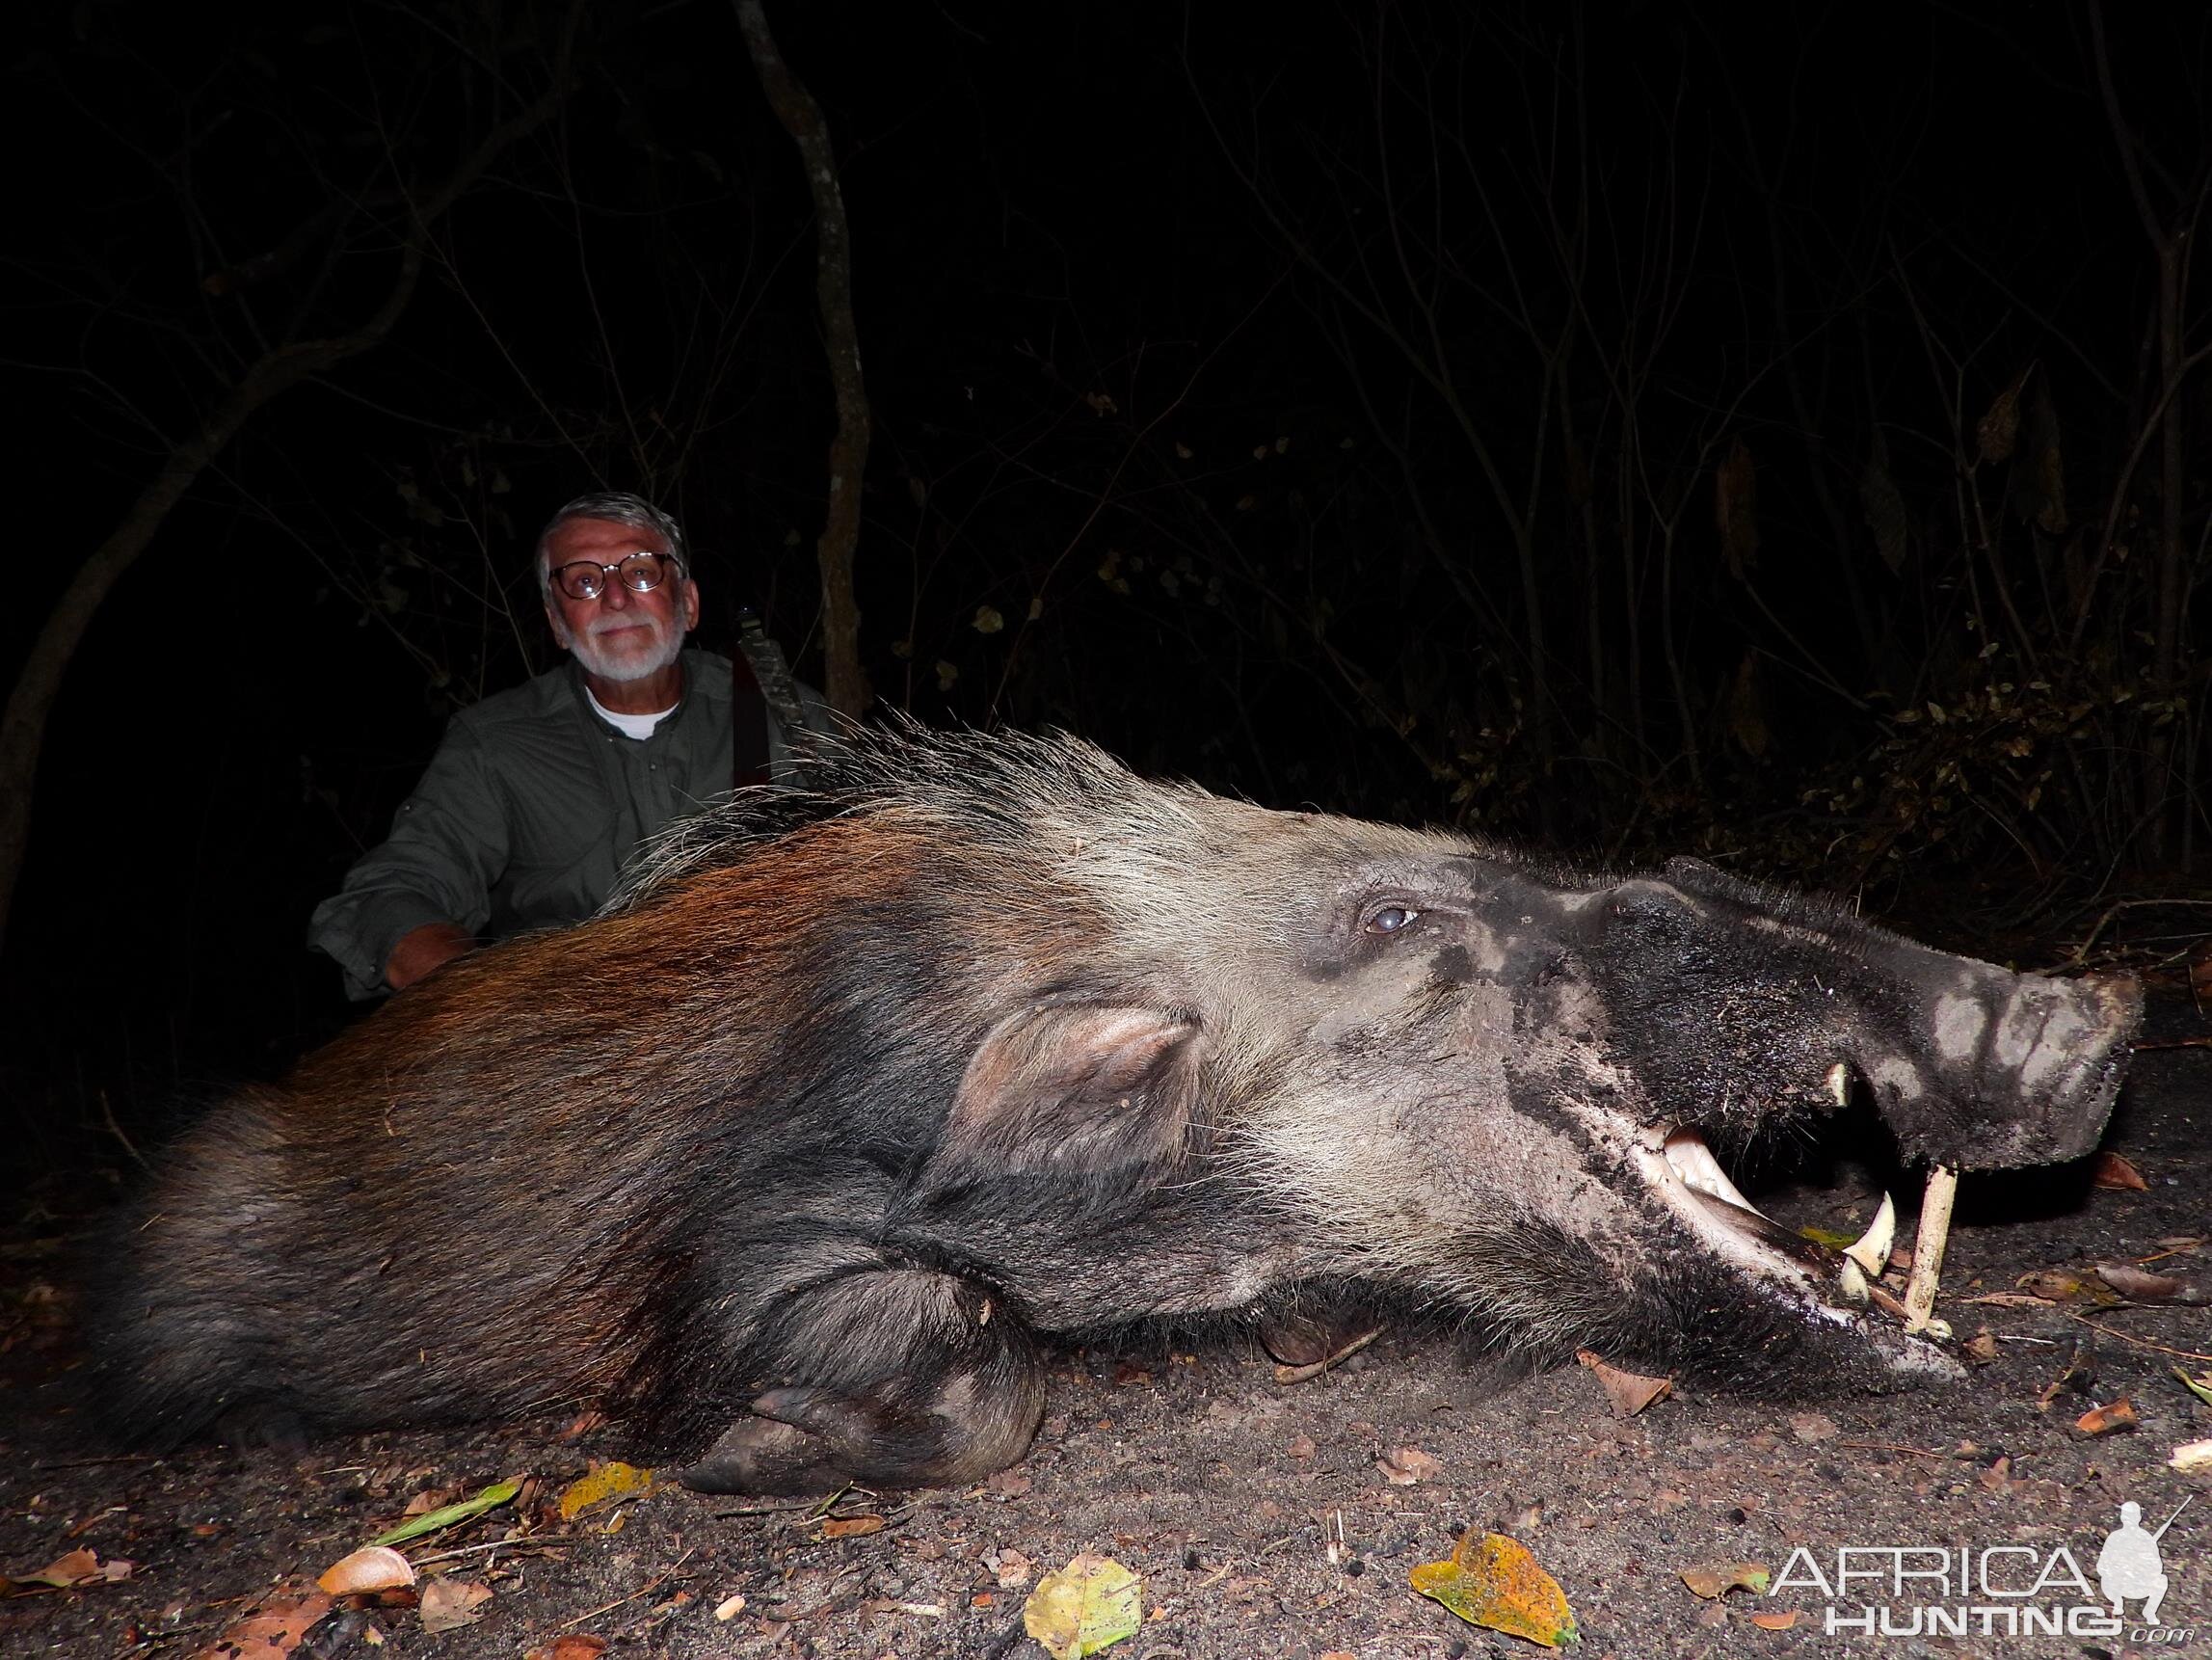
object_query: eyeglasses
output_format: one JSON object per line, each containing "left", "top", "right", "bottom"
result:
{"left": 548, "top": 550, "right": 683, "bottom": 602}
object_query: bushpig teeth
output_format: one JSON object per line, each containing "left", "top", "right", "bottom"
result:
{"left": 1903, "top": 1165, "right": 1959, "bottom": 1336}
{"left": 1841, "top": 1192, "right": 1897, "bottom": 1277}
{"left": 1662, "top": 1129, "right": 1770, "bottom": 1219}
{"left": 1838, "top": 1258, "right": 1872, "bottom": 1304}
{"left": 1824, "top": 1061, "right": 1850, "bottom": 1108}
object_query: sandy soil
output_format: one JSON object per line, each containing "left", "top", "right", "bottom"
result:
{"left": 4, "top": 1008, "right": 2207, "bottom": 1660}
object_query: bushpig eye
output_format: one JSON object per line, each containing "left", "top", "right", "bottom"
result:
{"left": 1365, "top": 904, "right": 1420, "bottom": 935}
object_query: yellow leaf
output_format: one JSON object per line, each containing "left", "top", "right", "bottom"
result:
{"left": 1409, "top": 1532, "right": 1579, "bottom": 1649}
{"left": 1023, "top": 1553, "right": 1142, "bottom": 1660}
{"left": 557, "top": 1461, "right": 655, "bottom": 1521}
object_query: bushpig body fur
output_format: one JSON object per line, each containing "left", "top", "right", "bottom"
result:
{"left": 90, "top": 727, "right": 2139, "bottom": 1492}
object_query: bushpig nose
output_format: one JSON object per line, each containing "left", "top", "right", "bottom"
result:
{"left": 1880, "top": 969, "right": 2140, "bottom": 1170}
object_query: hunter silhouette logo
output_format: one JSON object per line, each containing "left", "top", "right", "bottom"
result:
{"left": 2097, "top": 1498, "right": 2189, "bottom": 1626}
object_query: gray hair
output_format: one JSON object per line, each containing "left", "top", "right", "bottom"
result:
{"left": 536, "top": 491, "right": 690, "bottom": 593}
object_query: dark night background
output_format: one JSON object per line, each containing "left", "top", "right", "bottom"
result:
{"left": 5, "top": 1, "right": 2208, "bottom": 1172}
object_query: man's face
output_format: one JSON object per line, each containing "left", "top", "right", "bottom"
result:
{"left": 542, "top": 516, "right": 702, "bottom": 684}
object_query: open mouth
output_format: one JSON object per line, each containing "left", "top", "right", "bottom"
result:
{"left": 1628, "top": 1062, "right": 1932, "bottom": 1345}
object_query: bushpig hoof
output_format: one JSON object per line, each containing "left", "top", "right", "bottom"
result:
{"left": 680, "top": 1377, "right": 1044, "bottom": 1495}
{"left": 680, "top": 1415, "right": 842, "bottom": 1496}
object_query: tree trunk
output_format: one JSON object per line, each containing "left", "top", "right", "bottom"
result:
{"left": 736, "top": 0, "right": 872, "bottom": 720}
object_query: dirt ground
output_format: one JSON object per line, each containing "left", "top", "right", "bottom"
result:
{"left": 4, "top": 1004, "right": 2208, "bottom": 1660}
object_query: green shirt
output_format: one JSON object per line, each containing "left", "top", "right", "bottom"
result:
{"left": 308, "top": 650, "right": 820, "bottom": 999}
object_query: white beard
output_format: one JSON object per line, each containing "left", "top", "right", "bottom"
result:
{"left": 554, "top": 607, "right": 683, "bottom": 683}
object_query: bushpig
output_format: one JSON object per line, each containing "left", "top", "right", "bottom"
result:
{"left": 91, "top": 726, "right": 2139, "bottom": 1494}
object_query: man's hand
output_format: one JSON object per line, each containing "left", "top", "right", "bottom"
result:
{"left": 386, "top": 923, "right": 477, "bottom": 992}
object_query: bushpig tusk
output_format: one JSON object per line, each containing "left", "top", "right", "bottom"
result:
{"left": 1837, "top": 1259, "right": 1871, "bottom": 1304}
{"left": 1825, "top": 1061, "right": 1849, "bottom": 1108}
{"left": 1903, "top": 1165, "right": 1959, "bottom": 1337}
{"left": 1841, "top": 1192, "right": 1896, "bottom": 1278}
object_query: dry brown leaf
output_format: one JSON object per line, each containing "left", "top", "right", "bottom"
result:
{"left": 1575, "top": 1350, "right": 1672, "bottom": 1417}
{"left": 2091, "top": 1152, "right": 2149, "bottom": 1191}
{"left": 1373, "top": 1446, "right": 1443, "bottom": 1486}
{"left": 1963, "top": 1330, "right": 2001, "bottom": 1364}
{"left": 418, "top": 1578, "right": 493, "bottom": 1634}
{"left": 1679, "top": 1561, "right": 1771, "bottom": 1599}
{"left": 990, "top": 1547, "right": 1034, "bottom": 1590}
{"left": 2076, "top": 1398, "right": 2139, "bottom": 1437}
{"left": 189, "top": 1591, "right": 334, "bottom": 1660}
{"left": 1751, "top": 1608, "right": 1803, "bottom": 1630}
{"left": 2095, "top": 1263, "right": 2205, "bottom": 1304}
{"left": 318, "top": 1545, "right": 416, "bottom": 1596}
{"left": 2171, "top": 1439, "right": 2212, "bottom": 1473}
{"left": 819, "top": 1515, "right": 886, "bottom": 1540}
{"left": 525, "top": 1635, "right": 609, "bottom": 1660}
{"left": 1976, "top": 367, "right": 2030, "bottom": 464}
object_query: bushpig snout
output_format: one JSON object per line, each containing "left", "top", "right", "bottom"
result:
{"left": 1873, "top": 968, "right": 2140, "bottom": 1170}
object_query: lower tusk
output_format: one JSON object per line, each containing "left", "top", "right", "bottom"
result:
{"left": 1903, "top": 1165, "right": 1959, "bottom": 1338}
{"left": 1824, "top": 1061, "right": 1850, "bottom": 1108}
{"left": 1842, "top": 1192, "right": 1897, "bottom": 1277}
{"left": 1838, "top": 1258, "right": 1871, "bottom": 1304}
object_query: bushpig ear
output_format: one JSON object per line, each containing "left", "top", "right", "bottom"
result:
{"left": 928, "top": 1002, "right": 1202, "bottom": 1184}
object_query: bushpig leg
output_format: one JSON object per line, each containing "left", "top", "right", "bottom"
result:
{"left": 680, "top": 1263, "right": 1044, "bottom": 1495}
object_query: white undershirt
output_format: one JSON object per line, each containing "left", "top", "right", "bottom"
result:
{"left": 586, "top": 686, "right": 678, "bottom": 739}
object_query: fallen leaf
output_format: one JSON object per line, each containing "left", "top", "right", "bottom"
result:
{"left": 2076, "top": 1398, "right": 2139, "bottom": 1436}
{"left": 1024, "top": 1553, "right": 1142, "bottom": 1660}
{"left": 1679, "top": 1561, "right": 1771, "bottom": 1599}
{"left": 2096, "top": 1264, "right": 2206, "bottom": 1304}
{"left": 1112, "top": 1361, "right": 1151, "bottom": 1387}
{"left": 374, "top": 1477, "right": 520, "bottom": 1546}
{"left": 1375, "top": 1446, "right": 1443, "bottom": 1486}
{"left": 2176, "top": 1368, "right": 2212, "bottom": 1408}
{"left": 18, "top": 1548, "right": 98, "bottom": 1590}
{"left": 318, "top": 1545, "right": 416, "bottom": 1596}
{"left": 556, "top": 1462, "right": 653, "bottom": 1521}
{"left": 2171, "top": 1438, "right": 2212, "bottom": 1472}
{"left": 2015, "top": 1268, "right": 2119, "bottom": 1304}
{"left": 524, "top": 1633, "right": 609, "bottom": 1660}
{"left": 1962, "top": 1329, "right": 2000, "bottom": 1364}
{"left": 1409, "top": 1532, "right": 1579, "bottom": 1649}
{"left": 1788, "top": 1413, "right": 1839, "bottom": 1443}
{"left": 1286, "top": 1433, "right": 1318, "bottom": 1460}
{"left": 189, "top": 1592, "right": 334, "bottom": 1660}
{"left": 417, "top": 1578, "right": 493, "bottom": 1634}
{"left": 1750, "top": 1608, "right": 1803, "bottom": 1630}
{"left": 2092, "top": 1152, "right": 2148, "bottom": 1191}
{"left": 1575, "top": 1351, "right": 1672, "bottom": 1417}
{"left": 819, "top": 1515, "right": 886, "bottom": 1540}
{"left": 985, "top": 1467, "right": 1032, "bottom": 1499}
{"left": 989, "top": 1546, "right": 1034, "bottom": 1589}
